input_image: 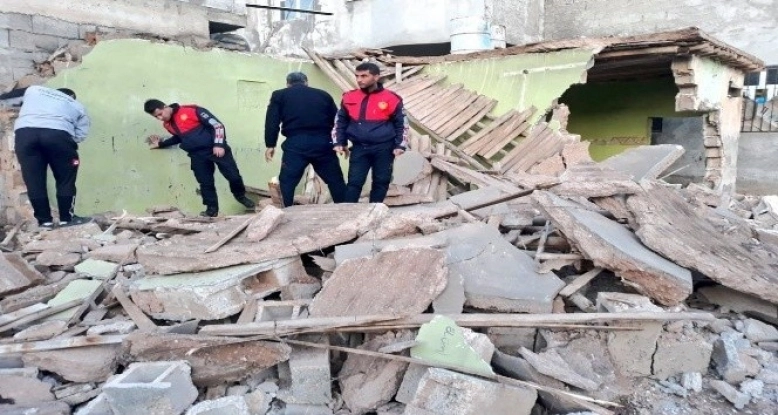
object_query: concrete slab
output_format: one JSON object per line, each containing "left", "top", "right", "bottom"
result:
{"left": 13, "top": 320, "right": 68, "bottom": 341}
{"left": 597, "top": 293, "right": 663, "bottom": 377}
{"left": 653, "top": 332, "right": 712, "bottom": 380}
{"left": 88, "top": 243, "right": 139, "bottom": 263}
{"left": 185, "top": 396, "right": 250, "bottom": 415}
{"left": 36, "top": 250, "right": 82, "bottom": 268}
{"left": 534, "top": 191, "right": 692, "bottom": 306}
{"left": 392, "top": 151, "right": 431, "bottom": 186}
{"left": 698, "top": 286, "right": 778, "bottom": 318}
{"left": 75, "top": 393, "right": 113, "bottom": 415}
{"left": 22, "top": 345, "right": 120, "bottom": 383}
{"left": 404, "top": 368, "right": 537, "bottom": 415}
{"left": 0, "top": 253, "right": 45, "bottom": 296}
{"left": 340, "top": 331, "right": 414, "bottom": 414}
{"left": 0, "top": 374, "right": 55, "bottom": 405}
{"left": 743, "top": 319, "right": 778, "bottom": 342}
{"left": 129, "top": 261, "right": 278, "bottom": 321}
{"left": 124, "top": 332, "right": 291, "bottom": 387}
{"left": 136, "top": 204, "right": 389, "bottom": 274}
{"left": 103, "top": 360, "right": 198, "bottom": 415}
{"left": 601, "top": 144, "right": 685, "bottom": 181}
{"left": 74, "top": 259, "right": 119, "bottom": 279}
{"left": 309, "top": 248, "right": 447, "bottom": 318}
{"left": 247, "top": 206, "right": 284, "bottom": 242}
{"left": 44, "top": 279, "right": 103, "bottom": 321}
{"left": 519, "top": 347, "right": 600, "bottom": 391}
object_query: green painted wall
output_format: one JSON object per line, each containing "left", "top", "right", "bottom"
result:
{"left": 424, "top": 49, "right": 597, "bottom": 122}
{"left": 559, "top": 78, "right": 683, "bottom": 160}
{"left": 47, "top": 39, "right": 341, "bottom": 216}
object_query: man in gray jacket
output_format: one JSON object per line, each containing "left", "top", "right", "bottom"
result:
{"left": 12, "top": 85, "right": 91, "bottom": 228}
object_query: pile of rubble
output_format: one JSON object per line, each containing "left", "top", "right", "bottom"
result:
{"left": 1, "top": 140, "right": 778, "bottom": 415}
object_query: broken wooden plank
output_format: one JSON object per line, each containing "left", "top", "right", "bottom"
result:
{"left": 627, "top": 181, "right": 778, "bottom": 304}
{"left": 110, "top": 284, "right": 157, "bottom": 332}
{"left": 438, "top": 96, "right": 495, "bottom": 138}
{"left": 247, "top": 205, "right": 285, "bottom": 242}
{"left": 532, "top": 191, "right": 692, "bottom": 306}
{"left": 559, "top": 268, "right": 604, "bottom": 298}
{"left": 204, "top": 215, "right": 255, "bottom": 253}
{"left": 0, "top": 299, "right": 83, "bottom": 333}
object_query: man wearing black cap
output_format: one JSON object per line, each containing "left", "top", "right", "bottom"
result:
{"left": 265, "top": 72, "right": 346, "bottom": 207}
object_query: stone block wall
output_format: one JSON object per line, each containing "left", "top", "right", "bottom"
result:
{"left": 0, "top": 109, "right": 31, "bottom": 224}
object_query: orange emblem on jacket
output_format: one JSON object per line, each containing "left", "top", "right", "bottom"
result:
{"left": 378, "top": 101, "right": 389, "bottom": 110}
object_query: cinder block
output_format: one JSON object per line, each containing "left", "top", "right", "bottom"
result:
{"left": 75, "top": 393, "right": 113, "bottom": 415}
{"left": 78, "top": 25, "right": 97, "bottom": 39}
{"left": 284, "top": 404, "right": 333, "bottom": 415}
{"left": 286, "top": 337, "right": 332, "bottom": 405}
{"left": 185, "top": 396, "right": 250, "bottom": 415}
{"left": 0, "top": 13, "right": 33, "bottom": 32}
{"left": 102, "top": 360, "right": 198, "bottom": 415}
{"left": 31, "top": 15, "right": 79, "bottom": 39}
{"left": 32, "top": 33, "right": 67, "bottom": 53}
{"left": 8, "top": 30, "right": 35, "bottom": 51}
{"left": 0, "top": 30, "right": 8, "bottom": 48}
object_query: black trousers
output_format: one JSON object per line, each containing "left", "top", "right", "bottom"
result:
{"left": 189, "top": 146, "right": 246, "bottom": 210}
{"left": 15, "top": 127, "right": 79, "bottom": 224}
{"left": 279, "top": 135, "right": 346, "bottom": 207}
{"left": 345, "top": 142, "right": 395, "bottom": 203}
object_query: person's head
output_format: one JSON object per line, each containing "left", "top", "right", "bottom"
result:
{"left": 144, "top": 99, "right": 172, "bottom": 122}
{"left": 286, "top": 72, "right": 308, "bottom": 87}
{"left": 354, "top": 63, "right": 381, "bottom": 90}
{"left": 57, "top": 88, "right": 76, "bottom": 99}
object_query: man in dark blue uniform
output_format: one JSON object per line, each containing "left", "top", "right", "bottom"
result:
{"left": 265, "top": 72, "right": 346, "bottom": 207}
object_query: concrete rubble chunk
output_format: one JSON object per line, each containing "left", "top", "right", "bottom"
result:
{"left": 742, "top": 319, "right": 778, "bottom": 342}
{"left": 740, "top": 379, "right": 764, "bottom": 399}
{"left": 756, "top": 368, "right": 778, "bottom": 385}
{"left": 23, "top": 345, "right": 121, "bottom": 383}
{"left": 86, "top": 320, "right": 137, "bottom": 335}
{"left": 533, "top": 191, "right": 692, "bottom": 306}
{"left": 627, "top": 181, "right": 778, "bottom": 304}
{"left": 103, "top": 360, "right": 198, "bottom": 415}
{"left": 698, "top": 286, "right": 778, "bottom": 318}
{"left": 652, "top": 332, "right": 712, "bottom": 380}
{"left": 403, "top": 368, "right": 537, "bottom": 415}
{"left": 75, "top": 393, "right": 113, "bottom": 415}
{"left": 88, "top": 244, "right": 139, "bottom": 263}
{"left": 36, "top": 250, "right": 82, "bottom": 268}
{"left": 309, "top": 248, "right": 447, "bottom": 318}
{"left": 519, "top": 347, "right": 600, "bottom": 391}
{"left": 247, "top": 206, "right": 285, "bottom": 242}
{"left": 129, "top": 261, "right": 279, "bottom": 321}
{"left": 681, "top": 372, "right": 703, "bottom": 392}
{"left": 712, "top": 333, "right": 750, "bottom": 384}
{"left": 0, "top": 401, "right": 71, "bottom": 415}
{"left": 124, "top": 332, "right": 291, "bottom": 387}
{"left": 0, "top": 252, "right": 45, "bottom": 296}
{"left": 0, "top": 374, "right": 55, "bottom": 405}
{"left": 486, "top": 327, "right": 537, "bottom": 354}
{"left": 432, "top": 270, "right": 465, "bottom": 315}
{"left": 44, "top": 279, "right": 103, "bottom": 322}
{"left": 244, "top": 389, "right": 270, "bottom": 415}
{"left": 13, "top": 320, "right": 68, "bottom": 341}
{"left": 185, "top": 396, "right": 250, "bottom": 415}
{"left": 553, "top": 163, "right": 642, "bottom": 198}
{"left": 392, "top": 150, "right": 431, "bottom": 186}
{"left": 284, "top": 404, "right": 333, "bottom": 415}
{"left": 601, "top": 144, "right": 685, "bottom": 182}
{"left": 340, "top": 331, "right": 414, "bottom": 414}
{"left": 74, "top": 258, "right": 119, "bottom": 280}
{"left": 281, "top": 335, "right": 332, "bottom": 405}
{"left": 136, "top": 204, "right": 388, "bottom": 274}
{"left": 710, "top": 380, "right": 750, "bottom": 410}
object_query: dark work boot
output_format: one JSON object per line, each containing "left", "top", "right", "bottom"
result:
{"left": 236, "top": 195, "right": 256, "bottom": 210}
{"left": 200, "top": 206, "right": 218, "bottom": 217}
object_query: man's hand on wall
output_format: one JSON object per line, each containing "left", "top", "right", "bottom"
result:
{"left": 265, "top": 147, "right": 275, "bottom": 162}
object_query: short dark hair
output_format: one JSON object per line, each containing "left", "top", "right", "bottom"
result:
{"left": 144, "top": 99, "right": 166, "bottom": 114}
{"left": 286, "top": 72, "right": 308, "bottom": 85}
{"left": 355, "top": 62, "right": 380, "bottom": 76}
{"left": 57, "top": 88, "right": 76, "bottom": 99}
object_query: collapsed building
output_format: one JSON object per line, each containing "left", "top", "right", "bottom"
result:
{"left": 1, "top": 2, "right": 778, "bottom": 414}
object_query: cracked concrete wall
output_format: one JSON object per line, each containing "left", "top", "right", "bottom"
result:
{"left": 543, "top": 0, "right": 778, "bottom": 64}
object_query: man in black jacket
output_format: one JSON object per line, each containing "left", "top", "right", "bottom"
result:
{"left": 265, "top": 72, "right": 346, "bottom": 207}
{"left": 144, "top": 99, "right": 255, "bottom": 217}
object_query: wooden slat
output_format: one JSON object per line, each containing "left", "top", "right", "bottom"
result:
{"left": 460, "top": 110, "right": 519, "bottom": 154}
{"left": 501, "top": 127, "right": 555, "bottom": 172}
{"left": 427, "top": 92, "right": 480, "bottom": 132}
{"left": 388, "top": 75, "right": 430, "bottom": 95}
{"left": 406, "top": 113, "right": 487, "bottom": 170}
{"left": 462, "top": 110, "right": 522, "bottom": 155}
{"left": 419, "top": 88, "right": 474, "bottom": 125}
{"left": 404, "top": 84, "right": 447, "bottom": 108}
{"left": 471, "top": 115, "right": 521, "bottom": 156}
{"left": 481, "top": 108, "right": 537, "bottom": 158}
{"left": 499, "top": 124, "right": 551, "bottom": 170}
{"left": 410, "top": 85, "right": 464, "bottom": 119}
{"left": 445, "top": 100, "right": 496, "bottom": 141}
{"left": 331, "top": 59, "right": 358, "bottom": 89}
{"left": 304, "top": 48, "right": 350, "bottom": 92}
{"left": 400, "top": 75, "right": 448, "bottom": 102}
{"left": 438, "top": 96, "right": 494, "bottom": 138}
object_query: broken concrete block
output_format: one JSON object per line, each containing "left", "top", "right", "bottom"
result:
{"left": 309, "top": 248, "right": 447, "bottom": 318}
{"left": 652, "top": 332, "right": 712, "bottom": 380}
{"left": 710, "top": 380, "right": 749, "bottom": 410}
{"left": 534, "top": 191, "right": 692, "bottom": 306}
{"left": 712, "top": 333, "right": 750, "bottom": 384}
{"left": 124, "top": 333, "right": 290, "bottom": 387}
{"left": 740, "top": 379, "right": 764, "bottom": 399}
{"left": 756, "top": 368, "right": 778, "bottom": 385}
{"left": 284, "top": 404, "right": 333, "bottom": 415}
{"left": 529, "top": 154, "right": 565, "bottom": 176}
{"left": 0, "top": 401, "right": 71, "bottom": 415}
{"left": 244, "top": 389, "right": 270, "bottom": 415}
{"left": 23, "top": 345, "right": 120, "bottom": 383}
{"left": 404, "top": 368, "right": 537, "bottom": 415}
{"left": 36, "top": 250, "right": 82, "bottom": 267}
{"left": 247, "top": 256, "right": 310, "bottom": 294}
{"left": 75, "top": 393, "right": 113, "bottom": 415}
{"left": 103, "top": 361, "right": 197, "bottom": 415}
{"left": 432, "top": 270, "right": 465, "bottom": 314}
{"left": 247, "top": 206, "right": 285, "bottom": 242}
{"left": 74, "top": 259, "right": 119, "bottom": 279}
{"left": 44, "top": 279, "right": 103, "bottom": 322}
{"left": 561, "top": 140, "right": 593, "bottom": 167}
{"left": 519, "top": 347, "right": 599, "bottom": 391}
{"left": 88, "top": 243, "right": 138, "bottom": 264}
{"left": 0, "top": 374, "right": 55, "bottom": 405}
{"left": 284, "top": 336, "right": 331, "bottom": 405}
{"left": 698, "top": 286, "right": 778, "bottom": 319}
{"left": 681, "top": 372, "right": 702, "bottom": 392}
{"left": 340, "top": 331, "right": 414, "bottom": 414}
{"left": 13, "top": 320, "right": 68, "bottom": 341}
{"left": 485, "top": 327, "right": 537, "bottom": 354}
{"left": 601, "top": 144, "right": 684, "bottom": 182}
{"left": 392, "top": 151, "right": 431, "bottom": 186}
{"left": 86, "top": 320, "right": 136, "bottom": 335}
{"left": 742, "top": 319, "right": 778, "bottom": 342}
{"left": 129, "top": 261, "right": 278, "bottom": 321}
{"left": 185, "top": 396, "right": 250, "bottom": 415}
{"left": 0, "top": 252, "right": 45, "bottom": 296}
